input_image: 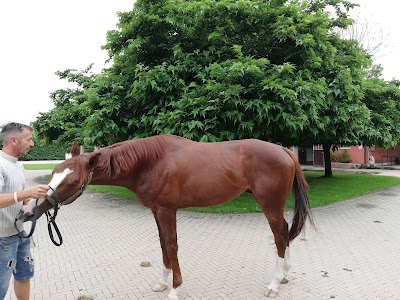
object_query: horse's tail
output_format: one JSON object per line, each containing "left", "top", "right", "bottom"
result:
{"left": 282, "top": 148, "right": 314, "bottom": 242}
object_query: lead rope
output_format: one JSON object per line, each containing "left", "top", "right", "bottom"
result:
{"left": 45, "top": 187, "right": 64, "bottom": 246}
{"left": 16, "top": 171, "right": 94, "bottom": 246}
{"left": 45, "top": 211, "right": 63, "bottom": 246}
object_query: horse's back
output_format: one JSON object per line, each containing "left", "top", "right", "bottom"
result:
{"left": 163, "top": 135, "right": 293, "bottom": 169}
{"left": 162, "top": 135, "right": 295, "bottom": 185}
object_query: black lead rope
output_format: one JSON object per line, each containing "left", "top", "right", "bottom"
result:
{"left": 44, "top": 187, "right": 64, "bottom": 246}
{"left": 14, "top": 190, "right": 64, "bottom": 246}
{"left": 14, "top": 171, "right": 93, "bottom": 246}
{"left": 45, "top": 211, "right": 63, "bottom": 246}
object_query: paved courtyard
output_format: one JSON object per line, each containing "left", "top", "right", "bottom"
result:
{"left": 5, "top": 169, "right": 400, "bottom": 300}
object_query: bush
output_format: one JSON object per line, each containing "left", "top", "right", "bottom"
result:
{"left": 340, "top": 150, "right": 352, "bottom": 163}
{"left": 21, "top": 144, "right": 70, "bottom": 161}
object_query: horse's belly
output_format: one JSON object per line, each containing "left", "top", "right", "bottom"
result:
{"left": 179, "top": 182, "right": 246, "bottom": 208}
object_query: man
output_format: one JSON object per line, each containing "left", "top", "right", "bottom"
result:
{"left": 0, "top": 122, "right": 50, "bottom": 300}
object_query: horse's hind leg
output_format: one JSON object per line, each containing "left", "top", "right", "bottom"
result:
{"left": 152, "top": 207, "right": 182, "bottom": 300}
{"left": 253, "top": 191, "right": 290, "bottom": 298}
{"left": 264, "top": 210, "right": 290, "bottom": 298}
{"left": 281, "top": 224, "right": 291, "bottom": 285}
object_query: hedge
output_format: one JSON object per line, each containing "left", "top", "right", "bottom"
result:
{"left": 20, "top": 144, "right": 70, "bottom": 161}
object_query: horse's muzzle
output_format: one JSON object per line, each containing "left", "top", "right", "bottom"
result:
{"left": 16, "top": 199, "right": 38, "bottom": 223}
{"left": 16, "top": 207, "right": 36, "bottom": 223}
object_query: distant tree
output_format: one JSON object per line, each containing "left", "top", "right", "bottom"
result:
{"left": 360, "top": 67, "right": 400, "bottom": 149}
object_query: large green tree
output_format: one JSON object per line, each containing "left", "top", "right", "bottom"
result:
{"left": 33, "top": 0, "right": 400, "bottom": 176}
{"left": 84, "top": 0, "right": 369, "bottom": 145}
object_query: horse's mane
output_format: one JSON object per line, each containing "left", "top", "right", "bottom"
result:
{"left": 95, "top": 135, "right": 169, "bottom": 179}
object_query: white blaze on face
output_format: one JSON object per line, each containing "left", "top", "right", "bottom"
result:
{"left": 36, "top": 168, "right": 74, "bottom": 206}
{"left": 21, "top": 168, "right": 74, "bottom": 215}
{"left": 48, "top": 168, "right": 74, "bottom": 192}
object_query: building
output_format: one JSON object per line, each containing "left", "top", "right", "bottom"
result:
{"left": 291, "top": 145, "right": 400, "bottom": 166}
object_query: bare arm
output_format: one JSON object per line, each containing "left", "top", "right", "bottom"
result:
{"left": 0, "top": 184, "right": 49, "bottom": 209}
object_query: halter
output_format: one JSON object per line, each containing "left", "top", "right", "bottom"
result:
{"left": 15, "top": 170, "right": 93, "bottom": 246}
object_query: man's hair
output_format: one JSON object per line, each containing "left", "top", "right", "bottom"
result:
{"left": 0, "top": 122, "right": 33, "bottom": 145}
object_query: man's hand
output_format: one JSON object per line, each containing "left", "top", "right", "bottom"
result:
{"left": 26, "top": 184, "right": 50, "bottom": 200}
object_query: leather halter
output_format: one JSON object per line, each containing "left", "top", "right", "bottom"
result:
{"left": 45, "top": 170, "right": 93, "bottom": 208}
{"left": 15, "top": 170, "right": 93, "bottom": 246}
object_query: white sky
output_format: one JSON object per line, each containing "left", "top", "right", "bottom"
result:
{"left": 0, "top": 0, "right": 399, "bottom": 126}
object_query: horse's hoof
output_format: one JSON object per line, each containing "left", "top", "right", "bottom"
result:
{"left": 281, "top": 278, "right": 289, "bottom": 284}
{"left": 152, "top": 282, "right": 168, "bottom": 292}
{"left": 265, "top": 289, "right": 278, "bottom": 298}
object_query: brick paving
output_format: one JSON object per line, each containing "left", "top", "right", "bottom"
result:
{"left": 5, "top": 170, "right": 400, "bottom": 300}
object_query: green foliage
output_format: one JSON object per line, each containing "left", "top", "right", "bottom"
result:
{"left": 20, "top": 144, "right": 69, "bottom": 161}
{"left": 82, "top": 0, "right": 370, "bottom": 146}
{"left": 359, "top": 73, "right": 400, "bottom": 148}
{"left": 32, "top": 0, "right": 400, "bottom": 155}
{"left": 340, "top": 149, "right": 352, "bottom": 163}
{"left": 32, "top": 66, "right": 96, "bottom": 147}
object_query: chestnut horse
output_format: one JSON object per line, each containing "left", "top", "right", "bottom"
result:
{"left": 19, "top": 134, "right": 312, "bottom": 299}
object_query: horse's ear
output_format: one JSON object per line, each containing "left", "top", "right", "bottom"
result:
{"left": 88, "top": 152, "right": 101, "bottom": 168}
{"left": 70, "top": 141, "right": 80, "bottom": 157}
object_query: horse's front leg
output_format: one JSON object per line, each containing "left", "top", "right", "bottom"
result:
{"left": 152, "top": 207, "right": 182, "bottom": 300}
{"left": 152, "top": 209, "right": 171, "bottom": 293}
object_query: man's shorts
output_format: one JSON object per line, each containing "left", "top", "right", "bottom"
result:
{"left": 0, "top": 233, "right": 34, "bottom": 299}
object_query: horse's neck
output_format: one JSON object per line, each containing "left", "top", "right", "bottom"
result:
{"left": 90, "top": 165, "right": 125, "bottom": 185}
{"left": 90, "top": 156, "right": 140, "bottom": 187}
{"left": 89, "top": 136, "right": 167, "bottom": 186}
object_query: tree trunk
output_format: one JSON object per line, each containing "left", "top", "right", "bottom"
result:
{"left": 323, "top": 143, "right": 332, "bottom": 177}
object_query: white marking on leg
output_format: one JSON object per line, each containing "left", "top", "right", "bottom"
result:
{"left": 152, "top": 266, "right": 170, "bottom": 292}
{"left": 266, "top": 257, "right": 284, "bottom": 297}
{"left": 282, "top": 247, "right": 291, "bottom": 280}
{"left": 166, "top": 287, "right": 179, "bottom": 300}
{"left": 159, "top": 265, "right": 171, "bottom": 285}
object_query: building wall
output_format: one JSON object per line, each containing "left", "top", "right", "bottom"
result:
{"left": 370, "top": 146, "right": 400, "bottom": 165}
{"left": 334, "top": 145, "right": 400, "bottom": 165}
{"left": 288, "top": 145, "right": 400, "bottom": 166}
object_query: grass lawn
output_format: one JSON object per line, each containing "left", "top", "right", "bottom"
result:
{"left": 24, "top": 164, "right": 400, "bottom": 213}
{"left": 87, "top": 171, "right": 400, "bottom": 213}
{"left": 23, "top": 164, "right": 58, "bottom": 170}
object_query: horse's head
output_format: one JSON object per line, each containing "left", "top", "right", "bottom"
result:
{"left": 17, "top": 141, "right": 101, "bottom": 223}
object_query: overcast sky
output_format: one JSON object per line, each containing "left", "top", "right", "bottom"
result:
{"left": 0, "top": 0, "right": 399, "bottom": 126}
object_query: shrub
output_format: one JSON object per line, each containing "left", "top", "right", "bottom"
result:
{"left": 21, "top": 144, "right": 70, "bottom": 161}
{"left": 340, "top": 150, "right": 352, "bottom": 163}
